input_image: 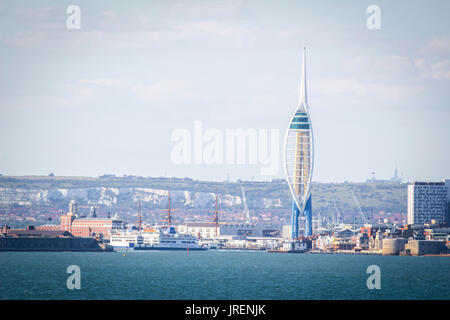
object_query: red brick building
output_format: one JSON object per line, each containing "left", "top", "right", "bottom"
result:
{"left": 60, "top": 201, "right": 124, "bottom": 238}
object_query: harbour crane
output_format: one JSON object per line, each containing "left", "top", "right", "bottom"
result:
{"left": 137, "top": 200, "right": 142, "bottom": 232}
{"left": 351, "top": 189, "right": 367, "bottom": 226}
{"left": 240, "top": 184, "right": 251, "bottom": 224}
{"left": 317, "top": 211, "right": 321, "bottom": 234}
{"left": 332, "top": 196, "right": 342, "bottom": 226}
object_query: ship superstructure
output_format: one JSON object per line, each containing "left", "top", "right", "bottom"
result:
{"left": 134, "top": 226, "right": 207, "bottom": 251}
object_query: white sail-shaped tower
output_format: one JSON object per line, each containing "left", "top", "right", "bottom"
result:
{"left": 284, "top": 47, "right": 314, "bottom": 238}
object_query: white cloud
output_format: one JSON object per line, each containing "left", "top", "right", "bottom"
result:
{"left": 2, "top": 7, "right": 261, "bottom": 50}
{"left": 132, "top": 80, "right": 190, "bottom": 101}
{"left": 414, "top": 37, "right": 450, "bottom": 80}
{"left": 62, "top": 84, "right": 95, "bottom": 97}
{"left": 312, "top": 77, "right": 425, "bottom": 104}
{"left": 102, "top": 10, "right": 116, "bottom": 19}
{"left": 48, "top": 84, "right": 96, "bottom": 108}
{"left": 4, "top": 30, "right": 48, "bottom": 47}
{"left": 176, "top": 20, "right": 257, "bottom": 37}
{"left": 414, "top": 58, "right": 450, "bottom": 80}
{"left": 67, "top": 78, "right": 192, "bottom": 103}
{"left": 429, "top": 60, "right": 450, "bottom": 80}
{"left": 422, "top": 36, "right": 450, "bottom": 56}
{"left": 168, "top": 0, "right": 250, "bottom": 20}
{"left": 342, "top": 55, "right": 417, "bottom": 77}
{"left": 16, "top": 7, "right": 53, "bottom": 20}
{"left": 54, "top": 97, "right": 76, "bottom": 108}
{"left": 80, "top": 78, "right": 126, "bottom": 88}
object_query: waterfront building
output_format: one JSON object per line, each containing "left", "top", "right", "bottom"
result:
{"left": 284, "top": 47, "right": 314, "bottom": 239}
{"left": 332, "top": 237, "right": 356, "bottom": 251}
{"left": 402, "top": 239, "right": 448, "bottom": 256}
{"left": 424, "top": 227, "right": 450, "bottom": 241}
{"left": 282, "top": 225, "right": 291, "bottom": 240}
{"left": 407, "top": 181, "right": 448, "bottom": 225}
{"left": 177, "top": 222, "right": 218, "bottom": 239}
{"left": 177, "top": 222, "right": 280, "bottom": 240}
{"left": 60, "top": 201, "right": 124, "bottom": 238}
{"left": 314, "top": 234, "right": 334, "bottom": 251}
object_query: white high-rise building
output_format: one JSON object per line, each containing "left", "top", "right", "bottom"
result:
{"left": 445, "top": 179, "right": 450, "bottom": 223}
{"left": 407, "top": 181, "right": 447, "bottom": 225}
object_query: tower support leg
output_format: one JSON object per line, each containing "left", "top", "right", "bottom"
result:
{"left": 304, "top": 195, "right": 312, "bottom": 237}
{"left": 291, "top": 200, "right": 300, "bottom": 239}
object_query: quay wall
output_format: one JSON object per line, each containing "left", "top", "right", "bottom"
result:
{"left": 0, "top": 237, "right": 106, "bottom": 251}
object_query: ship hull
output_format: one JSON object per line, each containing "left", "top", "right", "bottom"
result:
{"left": 134, "top": 246, "right": 207, "bottom": 251}
{"left": 267, "top": 249, "right": 307, "bottom": 253}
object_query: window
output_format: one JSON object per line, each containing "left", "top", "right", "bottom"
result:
{"left": 289, "top": 123, "right": 310, "bottom": 130}
{"left": 292, "top": 117, "right": 309, "bottom": 123}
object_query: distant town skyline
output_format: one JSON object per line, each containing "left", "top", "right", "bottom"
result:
{"left": 0, "top": 168, "right": 439, "bottom": 184}
{"left": 0, "top": 0, "right": 449, "bottom": 183}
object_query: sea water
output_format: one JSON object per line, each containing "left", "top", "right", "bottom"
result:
{"left": 0, "top": 250, "right": 448, "bottom": 300}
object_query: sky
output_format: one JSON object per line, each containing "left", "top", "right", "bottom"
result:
{"left": 0, "top": 0, "right": 449, "bottom": 183}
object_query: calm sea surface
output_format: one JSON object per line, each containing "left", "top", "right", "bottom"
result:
{"left": 0, "top": 250, "right": 449, "bottom": 300}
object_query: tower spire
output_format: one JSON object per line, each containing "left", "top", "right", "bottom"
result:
{"left": 299, "top": 46, "right": 308, "bottom": 109}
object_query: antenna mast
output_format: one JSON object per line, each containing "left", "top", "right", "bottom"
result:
{"left": 160, "top": 190, "right": 179, "bottom": 227}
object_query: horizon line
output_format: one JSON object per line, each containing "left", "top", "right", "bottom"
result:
{"left": 0, "top": 174, "right": 422, "bottom": 184}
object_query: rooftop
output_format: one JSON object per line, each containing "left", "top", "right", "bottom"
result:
{"left": 4, "top": 229, "right": 72, "bottom": 237}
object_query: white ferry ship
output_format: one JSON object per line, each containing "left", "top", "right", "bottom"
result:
{"left": 134, "top": 226, "right": 207, "bottom": 251}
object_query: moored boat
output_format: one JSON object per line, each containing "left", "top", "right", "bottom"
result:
{"left": 134, "top": 226, "right": 207, "bottom": 251}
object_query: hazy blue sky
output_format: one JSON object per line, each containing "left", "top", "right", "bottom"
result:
{"left": 0, "top": 0, "right": 449, "bottom": 182}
